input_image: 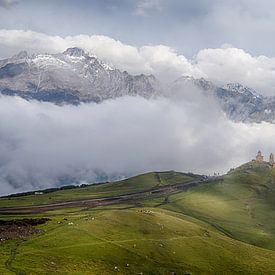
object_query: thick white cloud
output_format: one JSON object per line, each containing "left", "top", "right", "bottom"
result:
{"left": 140, "top": 45, "right": 204, "bottom": 81}
{"left": 196, "top": 46, "right": 275, "bottom": 95}
{"left": 0, "top": 29, "right": 66, "bottom": 53}
{"left": 1, "top": 30, "right": 275, "bottom": 95}
{"left": 0, "top": 92, "right": 275, "bottom": 196}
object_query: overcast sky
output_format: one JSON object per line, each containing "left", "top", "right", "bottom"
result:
{"left": 1, "top": 0, "right": 275, "bottom": 58}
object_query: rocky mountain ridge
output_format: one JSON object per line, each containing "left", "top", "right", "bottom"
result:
{"left": 170, "top": 75, "right": 275, "bottom": 123}
{"left": 1, "top": 48, "right": 275, "bottom": 123}
{"left": 0, "top": 47, "right": 159, "bottom": 104}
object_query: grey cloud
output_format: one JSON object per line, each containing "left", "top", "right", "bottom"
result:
{"left": 0, "top": 91, "right": 273, "bottom": 196}
{"left": 0, "top": 0, "right": 17, "bottom": 8}
{"left": 1, "top": 0, "right": 275, "bottom": 57}
{"left": 134, "top": 0, "right": 162, "bottom": 16}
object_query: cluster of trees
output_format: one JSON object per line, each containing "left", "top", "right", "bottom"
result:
{"left": 2, "top": 183, "right": 95, "bottom": 199}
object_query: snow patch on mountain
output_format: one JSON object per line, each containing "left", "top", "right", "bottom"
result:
{"left": 223, "top": 83, "right": 262, "bottom": 99}
{"left": 1, "top": 48, "right": 275, "bottom": 123}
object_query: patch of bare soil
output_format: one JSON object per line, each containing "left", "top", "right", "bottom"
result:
{"left": 0, "top": 218, "right": 50, "bottom": 242}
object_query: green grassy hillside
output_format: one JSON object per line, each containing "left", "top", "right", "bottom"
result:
{"left": 2, "top": 207, "right": 275, "bottom": 274}
{"left": 0, "top": 171, "right": 194, "bottom": 207}
{"left": 1, "top": 165, "right": 275, "bottom": 274}
{"left": 163, "top": 161, "right": 275, "bottom": 250}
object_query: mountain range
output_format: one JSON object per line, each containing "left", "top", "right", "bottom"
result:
{"left": 1, "top": 47, "right": 275, "bottom": 123}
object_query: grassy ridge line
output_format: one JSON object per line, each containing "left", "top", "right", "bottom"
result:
{"left": 0, "top": 175, "right": 218, "bottom": 214}
{"left": 0, "top": 171, "right": 195, "bottom": 208}
{"left": 161, "top": 161, "right": 275, "bottom": 251}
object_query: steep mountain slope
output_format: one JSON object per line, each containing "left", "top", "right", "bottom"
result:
{"left": 170, "top": 76, "right": 275, "bottom": 123}
{"left": 0, "top": 47, "right": 159, "bottom": 104}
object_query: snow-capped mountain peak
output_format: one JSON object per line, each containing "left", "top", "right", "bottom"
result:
{"left": 223, "top": 83, "right": 262, "bottom": 99}
{"left": 63, "top": 47, "right": 86, "bottom": 57}
{"left": 1, "top": 49, "right": 275, "bottom": 124}
{"left": 0, "top": 48, "right": 159, "bottom": 103}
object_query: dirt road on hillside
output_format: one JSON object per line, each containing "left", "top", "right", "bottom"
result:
{"left": 0, "top": 176, "right": 222, "bottom": 214}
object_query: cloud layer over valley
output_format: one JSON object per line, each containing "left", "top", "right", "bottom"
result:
{"left": 1, "top": 92, "right": 275, "bottom": 196}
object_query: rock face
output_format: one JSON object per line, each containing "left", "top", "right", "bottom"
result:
{"left": 169, "top": 76, "right": 275, "bottom": 123}
{"left": 1, "top": 48, "right": 275, "bottom": 123}
{"left": 0, "top": 47, "right": 159, "bottom": 104}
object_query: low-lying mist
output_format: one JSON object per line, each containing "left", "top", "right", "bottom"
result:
{"left": 0, "top": 91, "right": 274, "bottom": 195}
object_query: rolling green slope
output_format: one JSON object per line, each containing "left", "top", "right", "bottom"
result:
{"left": 2, "top": 208, "right": 275, "bottom": 274}
{"left": 163, "top": 161, "right": 275, "bottom": 250}
{"left": 0, "top": 171, "right": 194, "bottom": 207}
{"left": 2, "top": 165, "right": 275, "bottom": 274}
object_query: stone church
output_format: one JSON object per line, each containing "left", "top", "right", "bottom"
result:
{"left": 255, "top": 151, "right": 275, "bottom": 167}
